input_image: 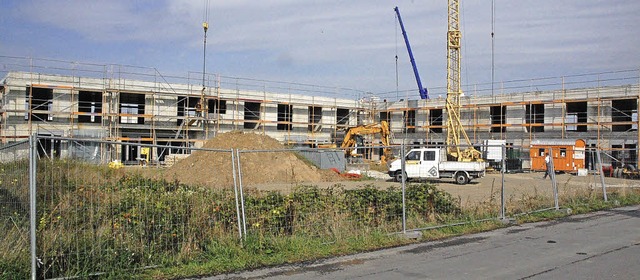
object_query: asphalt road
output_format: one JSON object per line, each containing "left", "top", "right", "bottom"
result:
{"left": 204, "top": 206, "right": 639, "bottom": 280}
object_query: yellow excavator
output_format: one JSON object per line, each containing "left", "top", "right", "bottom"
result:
{"left": 339, "top": 120, "right": 394, "bottom": 164}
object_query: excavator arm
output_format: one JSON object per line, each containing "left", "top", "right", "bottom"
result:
{"left": 340, "top": 121, "right": 394, "bottom": 163}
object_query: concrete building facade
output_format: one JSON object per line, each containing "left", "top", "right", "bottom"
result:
{"left": 0, "top": 72, "right": 363, "bottom": 164}
{"left": 2, "top": 70, "right": 639, "bottom": 167}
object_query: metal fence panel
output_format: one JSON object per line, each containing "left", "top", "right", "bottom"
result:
{"left": 5, "top": 134, "right": 631, "bottom": 278}
{"left": 592, "top": 147, "right": 640, "bottom": 203}
{"left": 32, "top": 137, "right": 237, "bottom": 279}
{"left": 0, "top": 140, "right": 31, "bottom": 279}
{"left": 398, "top": 143, "right": 497, "bottom": 232}
{"left": 237, "top": 147, "right": 409, "bottom": 243}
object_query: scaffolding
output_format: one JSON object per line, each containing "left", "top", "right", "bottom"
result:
{"left": 0, "top": 57, "right": 366, "bottom": 163}
{"left": 1, "top": 56, "right": 640, "bottom": 165}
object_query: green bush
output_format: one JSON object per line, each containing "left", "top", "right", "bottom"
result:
{"left": 4, "top": 159, "right": 636, "bottom": 279}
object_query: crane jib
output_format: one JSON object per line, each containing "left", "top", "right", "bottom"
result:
{"left": 394, "top": 6, "right": 429, "bottom": 100}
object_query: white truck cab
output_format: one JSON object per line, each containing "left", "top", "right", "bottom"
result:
{"left": 388, "top": 148, "right": 486, "bottom": 185}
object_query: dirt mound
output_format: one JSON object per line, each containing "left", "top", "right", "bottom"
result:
{"left": 163, "top": 131, "right": 337, "bottom": 187}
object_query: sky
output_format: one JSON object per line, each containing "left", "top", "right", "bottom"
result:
{"left": 1, "top": 0, "right": 639, "bottom": 100}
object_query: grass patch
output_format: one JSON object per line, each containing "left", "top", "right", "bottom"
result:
{"left": 1, "top": 159, "right": 639, "bottom": 279}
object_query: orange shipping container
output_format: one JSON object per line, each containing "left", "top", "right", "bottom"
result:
{"left": 530, "top": 139, "right": 586, "bottom": 173}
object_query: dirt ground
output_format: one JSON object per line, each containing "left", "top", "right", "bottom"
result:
{"left": 248, "top": 171, "right": 636, "bottom": 206}
{"left": 139, "top": 132, "right": 636, "bottom": 207}
{"left": 153, "top": 131, "right": 340, "bottom": 186}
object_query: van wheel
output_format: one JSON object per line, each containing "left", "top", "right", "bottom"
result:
{"left": 455, "top": 172, "right": 469, "bottom": 185}
{"left": 395, "top": 171, "right": 407, "bottom": 182}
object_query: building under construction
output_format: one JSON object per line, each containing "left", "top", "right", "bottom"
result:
{"left": 1, "top": 58, "right": 639, "bottom": 167}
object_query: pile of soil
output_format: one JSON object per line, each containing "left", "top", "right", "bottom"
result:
{"left": 162, "top": 131, "right": 338, "bottom": 187}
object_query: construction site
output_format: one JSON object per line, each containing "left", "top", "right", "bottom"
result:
{"left": 0, "top": 1, "right": 639, "bottom": 171}
{"left": 3, "top": 2, "right": 640, "bottom": 279}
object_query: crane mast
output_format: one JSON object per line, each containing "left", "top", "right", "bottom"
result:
{"left": 446, "top": 0, "right": 480, "bottom": 161}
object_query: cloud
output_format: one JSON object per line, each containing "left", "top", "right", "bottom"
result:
{"left": 15, "top": 0, "right": 200, "bottom": 42}
{"left": 468, "top": 1, "right": 640, "bottom": 82}
{"left": 3, "top": 0, "right": 639, "bottom": 94}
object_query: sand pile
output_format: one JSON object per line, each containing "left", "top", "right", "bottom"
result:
{"left": 163, "top": 131, "right": 335, "bottom": 187}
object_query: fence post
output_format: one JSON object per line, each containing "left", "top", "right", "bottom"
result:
{"left": 230, "top": 149, "right": 243, "bottom": 240}
{"left": 400, "top": 142, "right": 406, "bottom": 233}
{"left": 29, "top": 134, "right": 37, "bottom": 280}
{"left": 549, "top": 147, "right": 559, "bottom": 210}
{"left": 595, "top": 148, "right": 608, "bottom": 202}
{"left": 236, "top": 149, "right": 248, "bottom": 238}
{"left": 500, "top": 144, "right": 506, "bottom": 220}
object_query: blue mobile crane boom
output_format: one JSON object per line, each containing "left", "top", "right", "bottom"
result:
{"left": 394, "top": 6, "right": 428, "bottom": 99}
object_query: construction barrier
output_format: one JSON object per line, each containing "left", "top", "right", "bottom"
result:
{"left": 1, "top": 136, "right": 635, "bottom": 279}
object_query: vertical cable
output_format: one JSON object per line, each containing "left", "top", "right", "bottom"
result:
{"left": 491, "top": 0, "right": 495, "bottom": 97}
{"left": 202, "top": 0, "right": 210, "bottom": 90}
{"left": 395, "top": 11, "right": 399, "bottom": 101}
{"left": 200, "top": 0, "right": 210, "bottom": 128}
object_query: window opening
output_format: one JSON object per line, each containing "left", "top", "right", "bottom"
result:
{"left": 120, "top": 92, "right": 145, "bottom": 124}
{"left": 26, "top": 87, "right": 53, "bottom": 122}
{"left": 336, "top": 108, "right": 350, "bottom": 129}
{"left": 78, "top": 91, "right": 102, "bottom": 123}
{"left": 244, "top": 102, "right": 261, "bottom": 129}
{"left": 308, "top": 106, "right": 322, "bottom": 132}
{"left": 565, "top": 102, "right": 587, "bottom": 132}
{"left": 612, "top": 99, "right": 637, "bottom": 132}
{"left": 429, "top": 109, "right": 443, "bottom": 133}
{"left": 277, "top": 104, "right": 293, "bottom": 131}
{"left": 404, "top": 109, "right": 416, "bottom": 133}
{"left": 176, "top": 96, "right": 199, "bottom": 126}
{"left": 490, "top": 105, "right": 506, "bottom": 133}
{"left": 525, "top": 103, "right": 544, "bottom": 132}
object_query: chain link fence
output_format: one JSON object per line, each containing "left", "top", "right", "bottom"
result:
{"left": 1, "top": 135, "right": 635, "bottom": 278}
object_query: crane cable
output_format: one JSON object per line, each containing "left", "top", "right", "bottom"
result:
{"left": 202, "top": 0, "right": 210, "bottom": 86}
{"left": 491, "top": 0, "right": 495, "bottom": 97}
{"left": 395, "top": 11, "right": 399, "bottom": 101}
{"left": 460, "top": 1, "right": 470, "bottom": 95}
{"left": 199, "top": 0, "right": 210, "bottom": 114}
{"left": 202, "top": 0, "right": 210, "bottom": 91}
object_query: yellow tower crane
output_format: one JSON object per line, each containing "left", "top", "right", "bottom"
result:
{"left": 446, "top": 0, "right": 482, "bottom": 161}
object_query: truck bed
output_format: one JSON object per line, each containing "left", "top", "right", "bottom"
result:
{"left": 439, "top": 161, "right": 485, "bottom": 172}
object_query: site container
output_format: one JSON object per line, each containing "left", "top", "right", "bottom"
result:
{"left": 530, "top": 139, "right": 586, "bottom": 173}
